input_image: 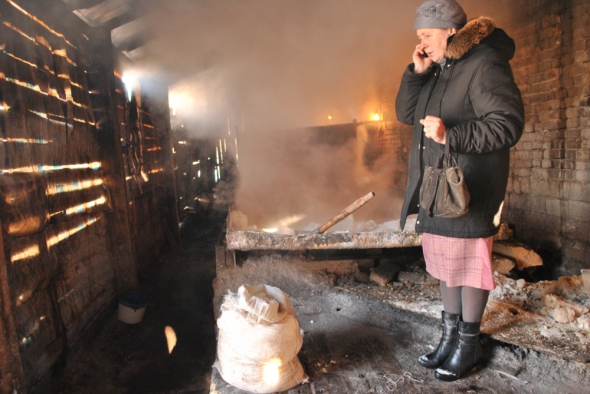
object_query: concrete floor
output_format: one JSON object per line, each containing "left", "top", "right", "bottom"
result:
{"left": 59, "top": 214, "right": 590, "bottom": 394}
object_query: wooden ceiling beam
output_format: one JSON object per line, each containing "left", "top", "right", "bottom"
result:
{"left": 99, "top": 10, "right": 137, "bottom": 31}
{"left": 64, "top": 0, "right": 106, "bottom": 10}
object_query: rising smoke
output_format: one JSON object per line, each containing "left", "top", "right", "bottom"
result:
{"left": 128, "top": 0, "right": 509, "bottom": 230}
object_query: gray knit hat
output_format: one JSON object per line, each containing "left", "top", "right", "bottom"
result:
{"left": 414, "top": 0, "right": 467, "bottom": 30}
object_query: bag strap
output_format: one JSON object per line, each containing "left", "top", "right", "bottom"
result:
{"left": 423, "top": 165, "right": 442, "bottom": 217}
{"left": 444, "top": 132, "right": 458, "bottom": 168}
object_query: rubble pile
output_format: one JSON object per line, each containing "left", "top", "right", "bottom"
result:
{"left": 490, "top": 274, "right": 590, "bottom": 332}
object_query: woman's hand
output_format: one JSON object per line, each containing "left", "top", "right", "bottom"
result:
{"left": 413, "top": 44, "right": 432, "bottom": 74}
{"left": 420, "top": 116, "right": 446, "bottom": 144}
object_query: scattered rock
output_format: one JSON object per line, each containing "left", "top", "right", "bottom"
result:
{"left": 577, "top": 316, "right": 590, "bottom": 331}
{"left": 552, "top": 307, "right": 576, "bottom": 323}
{"left": 355, "top": 271, "right": 370, "bottom": 283}
{"left": 543, "top": 294, "right": 589, "bottom": 317}
{"left": 398, "top": 271, "right": 438, "bottom": 285}
{"left": 404, "top": 258, "right": 426, "bottom": 272}
{"left": 370, "top": 262, "right": 401, "bottom": 286}
{"left": 356, "top": 258, "right": 376, "bottom": 271}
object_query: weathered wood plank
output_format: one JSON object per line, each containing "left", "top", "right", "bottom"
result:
{"left": 5, "top": 230, "right": 58, "bottom": 305}
{"left": 13, "top": 288, "right": 64, "bottom": 389}
{"left": 227, "top": 230, "right": 422, "bottom": 251}
{"left": 0, "top": 220, "right": 26, "bottom": 393}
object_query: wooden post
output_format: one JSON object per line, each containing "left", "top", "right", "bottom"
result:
{"left": 92, "top": 30, "right": 139, "bottom": 293}
{"left": 145, "top": 82, "right": 180, "bottom": 245}
{"left": 0, "top": 223, "right": 26, "bottom": 394}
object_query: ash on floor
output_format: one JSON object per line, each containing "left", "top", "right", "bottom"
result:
{"left": 211, "top": 289, "right": 590, "bottom": 394}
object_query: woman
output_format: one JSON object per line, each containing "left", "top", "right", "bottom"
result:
{"left": 395, "top": 0, "right": 524, "bottom": 381}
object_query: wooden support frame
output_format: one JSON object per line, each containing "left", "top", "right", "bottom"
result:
{"left": 216, "top": 227, "right": 236, "bottom": 271}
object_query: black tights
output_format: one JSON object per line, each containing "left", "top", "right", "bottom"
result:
{"left": 439, "top": 281, "right": 489, "bottom": 323}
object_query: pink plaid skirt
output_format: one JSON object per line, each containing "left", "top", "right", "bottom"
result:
{"left": 422, "top": 233, "right": 495, "bottom": 290}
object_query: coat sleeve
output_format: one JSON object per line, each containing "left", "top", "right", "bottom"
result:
{"left": 396, "top": 65, "right": 435, "bottom": 125}
{"left": 448, "top": 54, "right": 524, "bottom": 154}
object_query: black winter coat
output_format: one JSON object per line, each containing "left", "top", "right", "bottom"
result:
{"left": 396, "top": 17, "right": 524, "bottom": 238}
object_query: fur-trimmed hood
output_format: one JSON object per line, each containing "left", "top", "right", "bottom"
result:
{"left": 445, "top": 17, "right": 515, "bottom": 61}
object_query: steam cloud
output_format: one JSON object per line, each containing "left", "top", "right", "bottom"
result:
{"left": 126, "top": 0, "right": 509, "bottom": 230}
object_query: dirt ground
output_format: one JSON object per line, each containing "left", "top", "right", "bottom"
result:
{"left": 56, "top": 214, "right": 223, "bottom": 394}
{"left": 58, "top": 215, "right": 590, "bottom": 393}
{"left": 212, "top": 253, "right": 590, "bottom": 394}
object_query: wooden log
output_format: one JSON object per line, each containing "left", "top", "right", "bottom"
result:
{"left": 492, "top": 240, "right": 543, "bottom": 271}
{"left": 312, "top": 192, "right": 375, "bottom": 234}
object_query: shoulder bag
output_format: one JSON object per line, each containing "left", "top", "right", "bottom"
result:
{"left": 419, "top": 135, "right": 470, "bottom": 218}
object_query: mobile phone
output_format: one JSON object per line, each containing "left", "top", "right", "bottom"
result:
{"left": 419, "top": 52, "right": 429, "bottom": 58}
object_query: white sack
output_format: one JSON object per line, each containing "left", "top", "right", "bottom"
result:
{"left": 216, "top": 284, "right": 306, "bottom": 393}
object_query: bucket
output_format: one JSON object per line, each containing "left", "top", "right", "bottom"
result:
{"left": 118, "top": 292, "right": 148, "bottom": 324}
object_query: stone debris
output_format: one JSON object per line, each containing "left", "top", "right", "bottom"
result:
{"left": 338, "top": 265, "right": 590, "bottom": 362}
{"left": 541, "top": 293, "right": 589, "bottom": 323}
{"left": 578, "top": 316, "right": 590, "bottom": 331}
{"left": 355, "top": 270, "right": 370, "bottom": 283}
{"left": 397, "top": 271, "right": 438, "bottom": 286}
{"left": 369, "top": 262, "right": 401, "bottom": 286}
{"left": 355, "top": 258, "right": 376, "bottom": 270}
{"left": 551, "top": 306, "right": 576, "bottom": 323}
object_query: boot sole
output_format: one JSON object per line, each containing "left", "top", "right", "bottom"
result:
{"left": 418, "top": 357, "right": 442, "bottom": 369}
{"left": 434, "top": 365, "right": 478, "bottom": 381}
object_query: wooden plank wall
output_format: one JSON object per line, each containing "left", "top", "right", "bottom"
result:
{"left": 111, "top": 57, "right": 179, "bottom": 272}
{"left": 0, "top": 1, "right": 176, "bottom": 392}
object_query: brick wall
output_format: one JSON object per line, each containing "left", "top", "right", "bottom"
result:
{"left": 502, "top": 0, "right": 590, "bottom": 276}
{"left": 363, "top": 121, "right": 413, "bottom": 192}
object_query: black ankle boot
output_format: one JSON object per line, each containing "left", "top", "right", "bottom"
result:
{"left": 418, "top": 311, "right": 460, "bottom": 369}
{"left": 435, "top": 321, "right": 482, "bottom": 381}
